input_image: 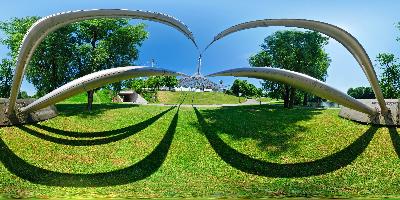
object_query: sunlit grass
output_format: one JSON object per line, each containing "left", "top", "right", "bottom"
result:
{"left": 0, "top": 103, "right": 399, "bottom": 198}
{"left": 157, "top": 91, "right": 240, "bottom": 105}
{"left": 63, "top": 89, "right": 112, "bottom": 104}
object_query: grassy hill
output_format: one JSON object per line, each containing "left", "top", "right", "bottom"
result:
{"left": 63, "top": 89, "right": 113, "bottom": 104}
{"left": 0, "top": 103, "right": 399, "bottom": 198}
{"left": 157, "top": 91, "right": 242, "bottom": 104}
{"left": 62, "top": 90, "right": 242, "bottom": 105}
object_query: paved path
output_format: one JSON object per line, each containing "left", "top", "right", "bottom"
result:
{"left": 241, "top": 98, "right": 262, "bottom": 105}
{"left": 142, "top": 98, "right": 267, "bottom": 108}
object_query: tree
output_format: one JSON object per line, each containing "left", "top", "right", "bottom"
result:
{"left": 125, "top": 78, "right": 145, "bottom": 94}
{"left": 230, "top": 79, "right": 242, "bottom": 96}
{"left": 18, "top": 91, "right": 29, "bottom": 99}
{"left": 145, "top": 76, "right": 164, "bottom": 91}
{"left": 374, "top": 22, "right": 400, "bottom": 99}
{"left": 71, "top": 19, "right": 148, "bottom": 110}
{"left": 0, "top": 17, "right": 148, "bottom": 111}
{"left": 249, "top": 30, "right": 331, "bottom": 108}
{"left": 162, "top": 76, "right": 178, "bottom": 90}
{"left": 0, "top": 58, "right": 13, "bottom": 98}
{"left": 0, "top": 17, "right": 39, "bottom": 59}
{"left": 0, "top": 17, "right": 75, "bottom": 97}
{"left": 376, "top": 54, "right": 400, "bottom": 99}
{"left": 27, "top": 25, "right": 77, "bottom": 97}
{"left": 230, "top": 79, "right": 260, "bottom": 97}
{"left": 347, "top": 86, "right": 375, "bottom": 99}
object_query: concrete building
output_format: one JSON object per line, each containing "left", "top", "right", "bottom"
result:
{"left": 117, "top": 90, "right": 148, "bottom": 104}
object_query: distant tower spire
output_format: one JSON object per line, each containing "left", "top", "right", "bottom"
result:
{"left": 151, "top": 59, "right": 155, "bottom": 67}
{"left": 178, "top": 54, "right": 221, "bottom": 91}
{"left": 195, "top": 55, "right": 202, "bottom": 76}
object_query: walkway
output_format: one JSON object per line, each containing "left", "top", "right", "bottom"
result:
{"left": 144, "top": 98, "right": 268, "bottom": 108}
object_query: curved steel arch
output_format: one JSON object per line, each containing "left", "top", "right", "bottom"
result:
{"left": 20, "top": 66, "right": 182, "bottom": 114}
{"left": 208, "top": 67, "right": 377, "bottom": 115}
{"left": 8, "top": 9, "right": 197, "bottom": 114}
{"left": 205, "top": 19, "right": 388, "bottom": 114}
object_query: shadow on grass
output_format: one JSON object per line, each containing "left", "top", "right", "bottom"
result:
{"left": 0, "top": 109, "right": 179, "bottom": 187}
{"left": 194, "top": 107, "right": 378, "bottom": 177}
{"left": 388, "top": 127, "right": 400, "bottom": 158}
{"left": 17, "top": 107, "right": 174, "bottom": 146}
{"left": 196, "top": 104, "right": 322, "bottom": 157}
{"left": 30, "top": 106, "right": 175, "bottom": 139}
{"left": 55, "top": 103, "right": 138, "bottom": 118}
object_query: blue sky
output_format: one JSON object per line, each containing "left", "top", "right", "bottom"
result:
{"left": 0, "top": 0, "right": 399, "bottom": 96}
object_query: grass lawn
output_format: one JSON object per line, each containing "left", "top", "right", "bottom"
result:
{"left": 157, "top": 91, "right": 240, "bottom": 105}
{"left": 0, "top": 103, "right": 400, "bottom": 198}
{"left": 258, "top": 97, "right": 283, "bottom": 104}
{"left": 63, "top": 90, "right": 112, "bottom": 104}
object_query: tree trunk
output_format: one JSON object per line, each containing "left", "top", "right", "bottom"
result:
{"left": 283, "top": 85, "right": 290, "bottom": 108}
{"left": 86, "top": 30, "right": 97, "bottom": 111}
{"left": 288, "top": 87, "right": 296, "bottom": 109}
{"left": 87, "top": 90, "right": 94, "bottom": 111}
{"left": 51, "top": 57, "right": 57, "bottom": 91}
{"left": 303, "top": 93, "right": 308, "bottom": 106}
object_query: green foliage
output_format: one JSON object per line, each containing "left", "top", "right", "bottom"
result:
{"left": 248, "top": 50, "right": 273, "bottom": 67}
{"left": 95, "top": 89, "right": 113, "bottom": 103}
{"left": 122, "top": 76, "right": 178, "bottom": 103}
{"left": 29, "top": 26, "right": 77, "bottom": 96}
{"left": 374, "top": 22, "right": 400, "bottom": 99}
{"left": 0, "top": 17, "right": 39, "bottom": 98}
{"left": 0, "top": 16, "right": 39, "bottom": 59}
{"left": 125, "top": 78, "right": 146, "bottom": 94}
{"left": 230, "top": 79, "right": 261, "bottom": 97}
{"left": 376, "top": 53, "right": 400, "bottom": 99}
{"left": 249, "top": 30, "right": 331, "bottom": 108}
{"left": 17, "top": 91, "right": 29, "bottom": 99}
{"left": 162, "top": 76, "right": 179, "bottom": 90}
{"left": 0, "top": 58, "right": 13, "bottom": 98}
{"left": 347, "top": 86, "right": 375, "bottom": 99}
{"left": 397, "top": 21, "right": 400, "bottom": 42}
{"left": 141, "top": 91, "right": 158, "bottom": 103}
{"left": 145, "top": 76, "right": 164, "bottom": 91}
{"left": 72, "top": 19, "right": 148, "bottom": 76}
{"left": 63, "top": 89, "right": 113, "bottom": 104}
{"left": 260, "top": 80, "right": 283, "bottom": 100}
{"left": 0, "top": 17, "right": 148, "bottom": 101}
{"left": 71, "top": 18, "right": 148, "bottom": 98}
{"left": 124, "top": 76, "right": 178, "bottom": 94}
{"left": 0, "top": 17, "right": 76, "bottom": 96}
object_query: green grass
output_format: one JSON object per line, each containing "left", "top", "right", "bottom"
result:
{"left": 258, "top": 97, "right": 284, "bottom": 104}
{"left": 157, "top": 91, "right": 240, "bottom": 104}
{"left": 0, "top": 103, "right": 400, "bottom": 198}
{"left": 63, "top": 89, "right": 113, "bottom": 104}
{"left": 62, "top": 90, "right": 241, "bottom": 105}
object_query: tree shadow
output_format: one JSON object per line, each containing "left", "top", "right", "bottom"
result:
{"left": 55, "top": 103, "right": 138, "bottom": 118}
{"left": 0, "top": 109, "right": 180, "bottom": 187}
{"left": 30, "top": 106, "right": 175, "bottom": 138}
{"left": 388, "top": 127, "right": 400, "bottom": 159}
{"left": 194, "top": 107, "right": 378, "bottom": 177}
{"left": 196, "top": 104, "right": 321, "bottom": 158}
{"left": 17, "top": 106, "right": 175, "bottom": 146}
